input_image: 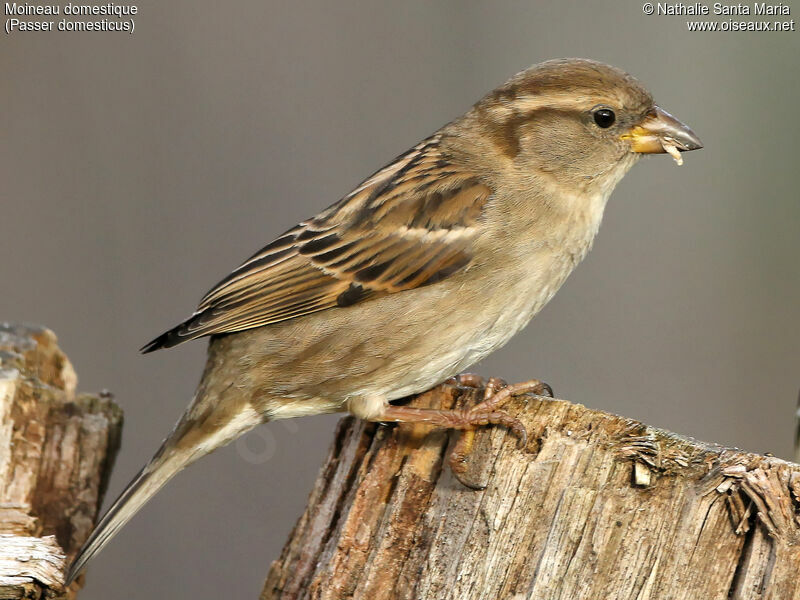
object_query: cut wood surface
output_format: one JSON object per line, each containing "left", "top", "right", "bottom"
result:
{"left": 262, "top": 382, "right": 800, "bottom": 600}
{"left": 0, "top": 324, "right": 122, "bottom": 599}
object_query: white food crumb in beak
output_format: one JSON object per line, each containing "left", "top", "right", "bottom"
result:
{"left": 661, "top": 140, "right": 683, "bottom": 166}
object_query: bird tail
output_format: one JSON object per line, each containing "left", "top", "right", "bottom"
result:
{"left": 65, "top": 443, "right": 196, "bottom": 585}
{"left": 65, "top": 398, "right": 260, "bottom": 585}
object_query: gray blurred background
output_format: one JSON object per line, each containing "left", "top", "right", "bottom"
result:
{"left": 2, "top": 1, "right": 798, "bottom": 598}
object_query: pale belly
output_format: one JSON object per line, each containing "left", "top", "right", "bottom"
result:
{"left": 378, "top": 281, "right": 548, "bottom": 401}
{"left": 380, "top": 256, "right": 575, "bottom": 401}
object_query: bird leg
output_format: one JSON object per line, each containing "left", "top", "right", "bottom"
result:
{"left": 376, "top": 377, "right": 553, "bottom": 488}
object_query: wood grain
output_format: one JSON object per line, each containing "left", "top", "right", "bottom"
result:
{"left": 0, "top": 324, "right": 122, "bottom": 599}
{"left": 262, "top": 383, "right": 800, "bottom": 600}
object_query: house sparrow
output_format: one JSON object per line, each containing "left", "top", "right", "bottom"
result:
{"left": 66, "top": 58, "right": 702, "bottom": 584}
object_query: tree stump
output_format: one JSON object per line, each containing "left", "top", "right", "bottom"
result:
{"left": 262, "top": 382, "right": 800, "bottom": 600}
{"left": 0, "top": 324, "right": 122, "bottom": 599}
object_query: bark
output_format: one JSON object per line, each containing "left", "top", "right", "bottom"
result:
{"left": 0, "top": 324, "right": 122, "bottom": 599}
{"left": 262, "top": 382, "right": 800, "bottom": 600}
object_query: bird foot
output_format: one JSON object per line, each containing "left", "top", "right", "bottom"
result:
{"left": 374, "top": 376, "right": 552, "bottom": 489}
{"left": 448, "top": 377, "right": 553, "bottom": 489}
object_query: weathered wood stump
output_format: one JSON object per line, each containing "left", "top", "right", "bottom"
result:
{"left": 0, "top": 324, "right": 122, "bottom": 599}
{"left": 262, "top": 383, "right": 800, "bottom": 600}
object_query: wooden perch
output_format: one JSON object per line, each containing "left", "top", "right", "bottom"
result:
{"left": 262, "top": 381, "right": 800, "bottom": 600}
{"left": 0, "top": 324, "right": 122, "bottom": 599}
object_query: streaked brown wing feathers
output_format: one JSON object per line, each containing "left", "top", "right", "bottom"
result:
{"left": 145, "top": 135, "right": 493, "bottom": 349}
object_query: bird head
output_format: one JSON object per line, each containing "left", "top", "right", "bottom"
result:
{"left": 464, "top": 58, "right": 703, "bottom": 193}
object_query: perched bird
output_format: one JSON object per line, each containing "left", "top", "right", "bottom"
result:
{"left": 66, "top": 58, "right": 702, "bottom": 583}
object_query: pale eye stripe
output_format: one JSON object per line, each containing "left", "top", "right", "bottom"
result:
{"left": 487, "top": 92, "right": 616, "bottom": 117}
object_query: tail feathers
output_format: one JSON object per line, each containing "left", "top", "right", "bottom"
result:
{"left": 65, "top": 450, "right": 194, "bottom": 585}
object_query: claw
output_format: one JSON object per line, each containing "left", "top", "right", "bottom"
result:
{"left": 447, "top": 410, "right": 527, "bottom": 489}
{"left": 451, "top": 464, "right": 488, "bottom": 490}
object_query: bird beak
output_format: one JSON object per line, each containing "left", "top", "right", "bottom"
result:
{"left": 622, "top": 106, "right": 703, "bottom": 157}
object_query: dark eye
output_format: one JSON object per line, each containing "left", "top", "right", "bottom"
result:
{"left": 593, "top": 108, "right": 616, "bottom": 128}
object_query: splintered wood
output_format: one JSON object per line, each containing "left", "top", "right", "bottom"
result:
{"left": 0, "top": 324, "right": 122, "bottom": 599}
{"left": 262, "top": 384, "right": 800, "bottom": 600}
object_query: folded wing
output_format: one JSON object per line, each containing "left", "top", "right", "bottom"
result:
{"left": 142, "top": 134, "right": 493, "bottom": 352}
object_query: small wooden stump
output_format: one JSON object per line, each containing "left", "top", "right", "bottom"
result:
{"left": 262, "top": 383, "right": 800, "bottom": 600}
{"left": 0, "top": 324, "right": 122, "bottom": 599}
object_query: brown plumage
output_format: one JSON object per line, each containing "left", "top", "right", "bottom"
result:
{"left": 142, "top": 134, "right": 491, "bottom": 350}
{"left": 67, "top": 58, "right": 702, "bottom": 584}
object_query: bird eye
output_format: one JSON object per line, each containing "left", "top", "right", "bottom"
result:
{"left": 593, "top": 108, "right": 616, "bottom": 128}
